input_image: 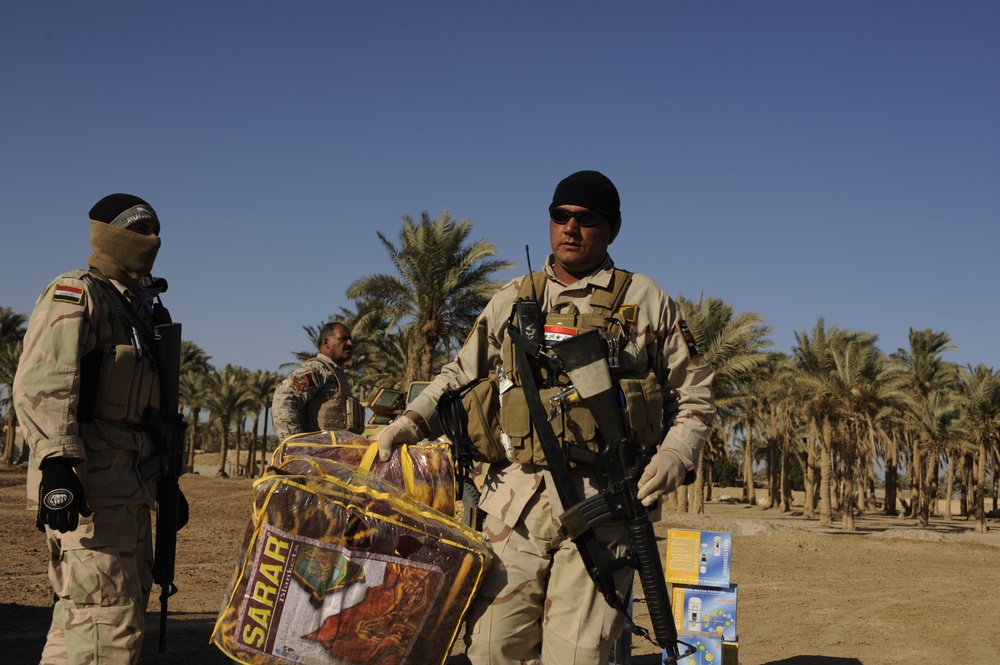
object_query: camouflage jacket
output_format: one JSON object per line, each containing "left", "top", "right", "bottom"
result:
{"left": 14, "top": 269, "right": 159, "bottom": 509}
{"left": 407, "top": 254, "right": 717, "bottom": 525}
{"left": 272, "top": 354, "right": 362, "bottom": 439}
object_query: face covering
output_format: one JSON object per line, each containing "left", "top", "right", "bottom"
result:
{"left": 87, "top": 220, "right": 161, "bottom": 294}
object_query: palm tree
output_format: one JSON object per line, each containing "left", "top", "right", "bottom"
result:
{"left": 347, "top": 211, "right": 514, "bottom": 383}
{"left": 178, "top": 341, "right": 213, "bottom": 472}
{"left": 793, "top": 320, "right": 875, "bottom": 526}
{"left": 203, "top": 365, "right": 253, "bottom": 477}
{"left": 180, "top": 371, "right": 210, "bottom": 472}
{"left": 0, "top": 308, "right": 28, "bottom": 465}
{"left": 246, "top": 369, "right": 281, "bottom": 476}
{"left": 676, "top": 295, "right": 773, "bottom": 513}
{"left": 956, "top": 364, "right": 1000, "bottom": 533}
{"left": 895, "top": 328, "right": 959, "bottom": 522}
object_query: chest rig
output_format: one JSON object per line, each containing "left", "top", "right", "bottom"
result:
{"left": 76, "top": 269, "right": 161, "bottom": 427}
{"left": 498, "top": 269, "right": 665, "bottom": 466}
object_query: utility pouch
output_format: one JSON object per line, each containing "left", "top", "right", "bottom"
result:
{"left": 94, "top": 344, "right": 137, "bottom": 423}
{"left": 499, "top": 386, "right": 599, "bottom": 466}
{"left": 618, "top": 373, "right": 665, "bottom": 446}
{"left": 345, "top": 396, "right": 364, "bottom": 434}
{"left": 460, "top": 373, "right": 506, "bottom": 463}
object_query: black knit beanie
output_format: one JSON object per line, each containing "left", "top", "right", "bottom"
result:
{"left": 550, "top": 170, "right": 621, "bottom": 241}
{"left": 89, "top": 193, "right": 160, "bottom": 234}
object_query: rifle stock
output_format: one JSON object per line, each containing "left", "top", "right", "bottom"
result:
{"left": 552, "top": 330, "right": 684, "bottom": 661}
{"left": 151, "top": 322, "right": 187, "bottom": 653}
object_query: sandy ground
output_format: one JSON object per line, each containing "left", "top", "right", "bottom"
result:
{"left": 2, "top": 465, "right": 999, "bottom": 665}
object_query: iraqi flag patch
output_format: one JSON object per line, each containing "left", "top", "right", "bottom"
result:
{"left": 52, "top": 284, "right": 85, "bottom": 305}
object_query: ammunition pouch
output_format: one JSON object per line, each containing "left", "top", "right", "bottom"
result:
{"left": 498, "top": 371, "right": 662, "bottom": 467}
{"left": 345, "top": 396, "right": 364, "bottom": 434}
{"left": 84, "top": 344, "right": 160, "bottom": 426}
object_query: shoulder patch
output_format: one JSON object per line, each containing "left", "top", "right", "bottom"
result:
{"left": 292, "top": 371, "right": 318, "bottom": 391}
{"left": 52, "top": 284, "right": 85, "bottom": 305}
{"left": 677, "top": 319, "right": 704, "bottom": 359}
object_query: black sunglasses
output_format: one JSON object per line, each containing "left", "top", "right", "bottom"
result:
{"left": 549, "top": 207, "right": 605, "bottom": 228}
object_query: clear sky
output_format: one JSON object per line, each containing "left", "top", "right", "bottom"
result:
{"left": 3, "top": 1, "right": 997, "bottom": 376}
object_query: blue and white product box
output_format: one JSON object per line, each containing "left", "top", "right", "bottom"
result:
{"left": 665, "top": 529, "right": 732, "bottom": 589}
{"left": 666, "top": 632, "right": 722, "bottom": 664}
{"left": 671, "top": 583, "right": 738, "bottom": 642}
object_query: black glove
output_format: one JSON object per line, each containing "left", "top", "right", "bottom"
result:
{"left": 36, "top": 459, "right": 91, "bottom": 533}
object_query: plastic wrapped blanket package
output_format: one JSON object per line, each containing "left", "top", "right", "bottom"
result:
{"left": 271, "top": 430, "right": 456, "bottom": 516}
{"left": 212, "top": 446, "right": 492, "bottom": 665}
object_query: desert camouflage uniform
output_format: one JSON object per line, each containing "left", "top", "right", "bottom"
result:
{"left": 407, "top": 254, "right": 716, "bottom": 665}
{"left": 272, "top": 354, "right": 363, "bottom": 440}
{"left": 14, "top": 270, "right": 159, "bottom": 665}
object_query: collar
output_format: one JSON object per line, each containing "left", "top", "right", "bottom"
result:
{"left": 543, "top": 254, "right": 616, "bottom": 289}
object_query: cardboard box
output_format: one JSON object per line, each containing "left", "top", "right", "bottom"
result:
{"left": 665, "top": 529, "right": 732, "bottom": 589}
{"left": 723, "top": 640, "right": 739, "bottom": 665}
{"left": 671, "top": 583, "right": 738, "bottom": 641}
{"left": 669, "top": 632, "right": 722, "bottom": 664}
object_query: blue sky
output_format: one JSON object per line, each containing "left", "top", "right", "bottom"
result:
{"left": 3, "top": 1, "right": 998, "bottom": 377}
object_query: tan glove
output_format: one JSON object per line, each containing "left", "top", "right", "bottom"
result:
{"left": 377, "top": 416, "right": 424, "bottom": 462}
{"left": 636, "top": 449, "right": 690, "bottom": 507}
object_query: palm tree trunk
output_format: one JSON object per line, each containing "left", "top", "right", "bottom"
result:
{"left": 248, "top": 414, "right": 260, "bottom": 477}
{"left": 944, "top": 453, "right": 955, "bottom": 520}
{"left": 261, "top": 406, "right": 272, "bottom": 476}
{"left": 677, "top": 482, "right": 689, "bottom": 513}
{"left": 975, "top": 440, "right": 987, "bottom": 533}
{"left": 919, "top": 453, "right": 935, "bottom": 527}
{"left": 780, "top": 437, "right": 792, "bottom": 513}
{"left": 691, "top": 447, "right": 706, "bottom": 514}
{"left": 2, "top": 408, "right": 16, "bottom": 465}
{"left": 217, "top": 420, "right": 230, "bottom": 477}
{"left": 819, "top": 417, "right": 833, "bottom": 526}
{"left": 743, "top": 419, "right": 756, "bottom": 505}
{"left": 884, "top": 438, "right": 898, "bottom": 516}
{"left": 186, "top": 407, "right": 201, "bottom": 473}
{"left": 804, "top": 422, "right": 818, "bottom": 520}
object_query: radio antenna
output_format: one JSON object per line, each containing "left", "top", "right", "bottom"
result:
{"left": 525, "top": 245, "right": 538, "bottom": 301}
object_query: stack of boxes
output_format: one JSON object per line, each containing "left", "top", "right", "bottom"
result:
{"left": 664, "top": 530, "right": 739, "bottom": 665}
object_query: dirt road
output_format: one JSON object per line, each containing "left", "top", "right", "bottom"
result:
{"left": 2, "top": 467, "right": 998, "bottom": 664}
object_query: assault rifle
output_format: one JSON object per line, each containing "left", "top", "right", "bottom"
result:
{"left": 150, "top": 322, "right": 188, "bottom": 653}
{"left": 508, "top": 321, "right": 691, "bottom": 662}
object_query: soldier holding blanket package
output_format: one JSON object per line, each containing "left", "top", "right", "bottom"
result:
{"left": 14, "top": 193, "right": 185, "bottom": 665}
{"left": 378, "top": 170, "right": 716, "bottom": 664}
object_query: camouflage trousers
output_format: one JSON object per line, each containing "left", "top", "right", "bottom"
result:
{"left": 463, "top": 490, "right": 632, "bottom": 665}
{"left": 40, "top": 503, "right": 153, "bottom": 665}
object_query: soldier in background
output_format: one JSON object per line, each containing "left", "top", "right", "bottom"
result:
{"left": 14, "top": 193, "right": 180, "bottom": 665}
{"left": 272, "top": 322, "right": 364, "bottom": 440}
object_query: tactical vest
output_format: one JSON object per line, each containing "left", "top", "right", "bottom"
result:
{"left": 76, "top": 270, "right": 161, "bottom": 426}
{"left": 497, "top": 270, "right": 665, "bottom": 466}
{"left": 308, "top": 365, "right": 364, "bottom": 434}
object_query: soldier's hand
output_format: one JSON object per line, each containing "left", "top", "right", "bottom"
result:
{"left": 636, "top": 449, "right": 689, "bottom": 508}
{"left": 36, "top": 458, "right": 91, "bottom": 533}
{"left": 377, "top": 416, "right": 424, "bottom": 462}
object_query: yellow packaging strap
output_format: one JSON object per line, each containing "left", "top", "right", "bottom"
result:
{"left": 359, "top": 441, "right": 417, "bottom": 498}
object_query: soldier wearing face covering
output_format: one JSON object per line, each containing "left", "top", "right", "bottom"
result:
{"left": 14, "top": 193, "right": 181, "bottom": 665}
